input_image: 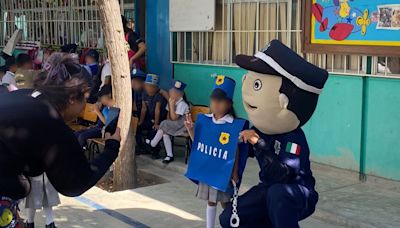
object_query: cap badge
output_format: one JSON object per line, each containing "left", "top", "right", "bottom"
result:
{"left": 216, "top": 75, "right": 225, "bottom": 86}
{"left": 175, "top": 81, "right": 182, "bottom": 88}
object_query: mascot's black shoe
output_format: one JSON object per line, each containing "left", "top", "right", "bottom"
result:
{"left": 25, "top": 223, "right": 34, "bottom": 228}
{"left": 45, "top": 222, "right": 57, "bottom": 228}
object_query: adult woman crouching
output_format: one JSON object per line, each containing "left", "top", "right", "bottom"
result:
{"left": 0, "top": 53, "right": 120, "bottom": 228}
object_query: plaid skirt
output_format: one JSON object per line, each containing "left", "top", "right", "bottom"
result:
{"left": 159, "top": 117, "right": 187, "bottom": 137}
{"left": 196, "top": 182, "right": 231, "bottom": 203}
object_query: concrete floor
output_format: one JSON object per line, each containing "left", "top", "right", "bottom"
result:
{"left": 20, "top": 151, "right": 400, "bottom": 228}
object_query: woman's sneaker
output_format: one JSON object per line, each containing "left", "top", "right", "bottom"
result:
{"left": 162, "top": 156, "right": 174, "bottom": 164}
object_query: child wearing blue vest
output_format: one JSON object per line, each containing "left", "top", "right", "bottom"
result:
{"left": 83, "top": 49, "right": 100, "bottom": 78}
{"left": 145, "top": 80, "right": 190, "bottom": 163}
{"left": 185, "top": 76, "right": 245, "bottom": 228}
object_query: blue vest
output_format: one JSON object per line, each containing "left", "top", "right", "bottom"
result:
{"left": 185, "top": 114, "right": 249, "bottom": 192}
{"left": 84, "top": 64, "right": 99, "bottom": 77}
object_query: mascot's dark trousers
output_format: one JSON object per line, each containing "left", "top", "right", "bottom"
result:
{"left": 219, "top": 183, "right": 318, "bottom": 228}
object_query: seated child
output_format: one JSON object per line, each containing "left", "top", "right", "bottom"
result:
{"left": 1, "top": 57, "right": 18, "bottom": 91}
{"left": 100, "top": 60, "right": 112, "bottom": 88}
{"left": 83, "top": 49, "right": 102, "bottom": 103}
{"left": 16, "top": 53, "right": 33, "bottom": 70}
{"left": 131, "top": 69, "right": 147, "bottom": 117}
{"left": 15, "top": 53, "right": 38, "bottom": 89}
{"left": 83, "top": 49, "right": 100, "bottom": 77}
{"left": 145, "top": 80, "right": 190, "bottom": 163}
{"left": 137, "top": 74, "right": 167, "bottom": 158}
{"left": 75, "top": 85, "right": 114, "bottom": 148}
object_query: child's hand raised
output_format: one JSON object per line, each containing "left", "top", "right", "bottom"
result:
{"left": 184, "top": 113, "right": 194, "bottom": 130}
{"left": 168, "top": 97, "right": 176, "bottom": 106}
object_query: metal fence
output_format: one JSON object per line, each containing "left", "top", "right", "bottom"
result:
{"left": 0, "top": 0, "right": 135, "bottom": 49}
{"left": 171, "top": 0, "right": 400, "bottom": 77}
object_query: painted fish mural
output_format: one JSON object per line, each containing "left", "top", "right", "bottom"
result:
{"left": 312, "top": 0, "right": 375, "bottom": 41}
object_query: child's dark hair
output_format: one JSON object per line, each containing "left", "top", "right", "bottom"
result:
{"left": 16, "top": 53, "right": 32, "bottom": 67}
{"left": 34, "top": 52, "right": 91, "bottom": 112}
{"left": 97, "top": 85, "right": 113, "bottom": 99}
{"left": 226, "top": 100, "right": 236, "bottom": 118}
{"left": 182, "top": 92, "right": 190, "bottom": 107}
{"left": 5, "top": 57, "right": 16, "bottom": 71}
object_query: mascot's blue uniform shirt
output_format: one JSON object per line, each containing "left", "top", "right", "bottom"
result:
{"left": 251, "top": 127, "right": 316, "bottom": 191}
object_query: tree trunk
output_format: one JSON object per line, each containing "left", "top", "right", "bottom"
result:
{"left": 97, "top": 0, "right": 137, "bottom": 190}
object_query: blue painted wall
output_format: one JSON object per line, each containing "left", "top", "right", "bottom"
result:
{"left": 145, "top": 0, "right": 173, "bottom": 88}
{"left": 174, "top": 63, "right": 400, "bottom": 181}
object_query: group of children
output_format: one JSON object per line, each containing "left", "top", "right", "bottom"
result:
{"left": 131, "top": 69, "right": 190, "bottom": 163}
{"left": 83, "top": 60, "right": 240, "bottom": 228}
{"left": 0, "top": 53, "right": 34, "bottom": 92}
{"left": 73, "top": 48, "right": 191, "bottom": 164}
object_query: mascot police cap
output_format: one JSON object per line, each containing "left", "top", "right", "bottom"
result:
{"left": 237, "top": 40, "right": 328, "bottom": 135}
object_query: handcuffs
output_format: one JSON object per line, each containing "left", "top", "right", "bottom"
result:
{"left": 230, "top": 180, "right": 240, "bottom": 227}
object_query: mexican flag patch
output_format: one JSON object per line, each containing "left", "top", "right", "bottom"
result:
{"left": 286, "top": 142, "right": 301, "bottom": 155}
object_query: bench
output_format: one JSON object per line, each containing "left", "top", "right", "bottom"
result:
{"left": 69, "top": 103, "right": 98, "bottom": 131}
{"left": 87, "top": 116, "right": 139, "bottom": 159}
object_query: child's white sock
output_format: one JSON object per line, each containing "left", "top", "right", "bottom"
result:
{"left": 27, "top": 208, "right": 36, "bottom": 223}
{"left": 163, "top": 134, "right": 173, "bottom": 157}
{"left": 147, "top": 129, "right": 164, "bottom": 147}
{"left": 206, "top": 204, "right": 217, "bottom": 228}
{"left": 43, "top": 207, "right": 55, "bottom": 225}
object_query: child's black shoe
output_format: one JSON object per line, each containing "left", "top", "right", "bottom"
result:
{"left": 45, "top": 222, "right": 57, "bottom": 228}
{"left": 162, "top": 156, "right": 174, "bottom": 164}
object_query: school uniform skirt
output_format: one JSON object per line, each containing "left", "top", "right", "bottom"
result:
{"left": 159, "top": 116, "right": 187, "bottom": 136}
{"left": 25, "top": 173, "right": 60, "bottom": 209}
{"left": 196, "top": 182, "right": 231, "bottom": 203}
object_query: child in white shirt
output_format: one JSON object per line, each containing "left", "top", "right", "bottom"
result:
{"left": 146, "top": 80, "right": 190, "bottom": 163}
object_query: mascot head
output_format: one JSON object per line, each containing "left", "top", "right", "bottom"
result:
{"left": 236, "top": 40, "right": 328, "bottom": 135}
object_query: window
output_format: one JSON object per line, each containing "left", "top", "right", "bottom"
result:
{"left": 171, "top": 0, "right": 400, "bottom": 77}
{"left": 172, "top": 0, "right": 303, "bottom": 65}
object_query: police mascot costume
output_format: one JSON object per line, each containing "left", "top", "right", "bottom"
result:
{"left": 219, "top": 40, "right": 328, "bottom": 228}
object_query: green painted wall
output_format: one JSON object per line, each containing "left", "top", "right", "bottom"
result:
{"left": 302, "top": 75, "right": 363, "bottom": 171}
{"left": 365, "top": 77, "right": 400, "bottom": 179}
{"left": 174, "top": 63, "right": 400, "bottom": 181}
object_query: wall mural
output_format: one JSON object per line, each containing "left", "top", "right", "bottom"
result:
{"left": 303, "top": 0, "right": 400, "bottom": 56}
